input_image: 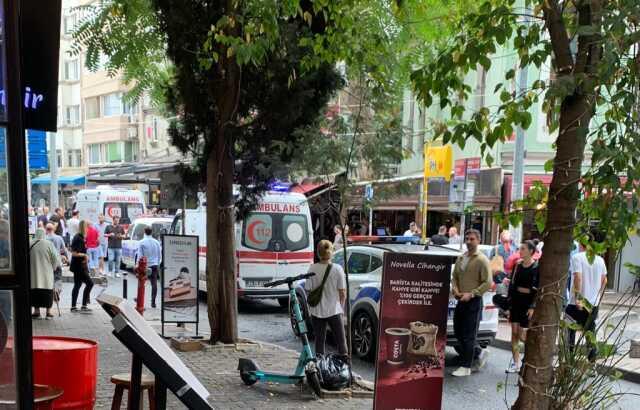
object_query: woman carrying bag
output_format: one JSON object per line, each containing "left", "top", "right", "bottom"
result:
{"left": 304, "top": 240, "right": 348, "bottom": 357}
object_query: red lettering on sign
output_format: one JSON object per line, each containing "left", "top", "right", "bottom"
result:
{"left": 256, "top": 203, "right": 302, "bottom": 213}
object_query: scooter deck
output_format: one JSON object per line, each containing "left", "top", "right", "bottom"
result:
{"left": 253, "top": 371, "right": 305, "bottom": 384}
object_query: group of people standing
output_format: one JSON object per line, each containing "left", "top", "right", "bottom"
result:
{"left": 452, "top": 228, "right": 608, "bottom": 376}
{"left": 29, "top": 210, "right": 128, "bottom": 316}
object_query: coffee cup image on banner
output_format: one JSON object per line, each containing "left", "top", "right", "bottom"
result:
{"left": 381, "top": 322, "right": 444, "bottom": 381}
{"left": 164, "top": 267, "right": 197, "bottom": 306}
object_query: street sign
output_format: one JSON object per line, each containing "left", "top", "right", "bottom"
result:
{"left": 424, "top": 145, "right": 453, "bottom": 181}
{"left": 374, "top": 252, "right": 455, "bottom": 410}
{"left": 454, "top": 157, "right": 481, "bottom": 177}
{"left": 365, "top": 184, "right": 374, "bottom": 201}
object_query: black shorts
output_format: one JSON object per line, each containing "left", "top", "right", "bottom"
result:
{"left": 510, "top": 292, "right": 534, "bottom": 328}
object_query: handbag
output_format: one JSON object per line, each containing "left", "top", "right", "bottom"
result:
{"left": 307, "top": 264, "right": 332, "bottom": 307}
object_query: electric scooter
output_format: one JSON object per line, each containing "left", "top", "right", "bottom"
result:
{"left": 238, "top": 272, "right": 323, "bottom": 396}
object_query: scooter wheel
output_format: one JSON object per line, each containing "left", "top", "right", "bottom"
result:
{"left": 305, "top": 367, "right": 322, "bottom": 397}
{"left": 240, "top": 371, "right": 257, "bottom": 386}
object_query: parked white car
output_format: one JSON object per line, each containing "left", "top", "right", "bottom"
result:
{"left": 121, "top": 216, "right": 173, "bottom": 269}
{"left": 328, "top": 242, "right": 498, "bottom": 361}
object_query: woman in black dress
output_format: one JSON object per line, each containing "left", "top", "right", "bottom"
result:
{"left": 70, "top": 220, "right": 94, "bottom": 312}
{"left": 506, "top": 240, "right": 539, "bottom": 373}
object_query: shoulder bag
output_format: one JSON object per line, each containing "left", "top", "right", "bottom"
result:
{"left": 307, "top": 263, "right": 333, "bottom": 307}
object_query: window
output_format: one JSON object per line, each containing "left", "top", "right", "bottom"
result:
{"left": 56, "top": 150, "right": 62, "bottom": 168}
{"left": 63, "top": 14, "right": 76, "bottom": 34}
{"left": 85, "top": 97, "right": 100, "bottom": 120}
{"left": 75, "top": 149, "right": 82, "bottom": 167}
{"left": 107, "top": 142, "right": 122, "bottom": 163}
{"left": 370, "top": 256, "right": 383, "bottom": 271}
{"left": 242, "top": 214, "right": 273, "bottom": 251}
{"left": 282, "top": 214, "right": 309, "bottom": 252}
{"left": 131, "top": 223, "right": 147, "bottom": 241}
{"left": 124, "top": 141, "right": 137, "bottom": 162}
{"left": 67, "top": 151, "right": 73, "bottom": 167}
{"left": 332, "top": 251, "right": 345, "bottom": 267}
{"left": 151, "top": 222, "right": 171, "bottom": 239}
{"left": 102, "top": 93, "right": 123, "bottom": 116}
{"left": 88, "top": 144, "right": 102, "bottom": 165}
{"left": 348, "top": 252, "right": 371, "bottom": 274}
{"left": 65, "top": 105, "right": 80, "bottom": 126}
{"left": 64, "top": 60, "right": 79, "bottom": 81}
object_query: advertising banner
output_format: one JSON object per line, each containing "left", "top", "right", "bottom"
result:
{"left": 424, "top": 145, "right": 453, "bottom": 181}
{"left": 374, "top": 252, "right": 455, "bottom": 410}
{"left": 161, "top": 235, "right": 199, "bottom": 325}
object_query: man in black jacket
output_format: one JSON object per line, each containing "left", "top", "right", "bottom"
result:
{"left": 430, "top": 225, "right": 449, "bottom": 245}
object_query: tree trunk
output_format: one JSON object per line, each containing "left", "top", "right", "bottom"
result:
{"left": 206, "top": 148, "right": 222, "bottom": 342}
{"left": 514, "top": 2, "right": 602, "bottom": 407}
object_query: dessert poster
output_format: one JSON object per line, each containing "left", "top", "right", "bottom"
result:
{"left": 374, "top": 252, "right": 455, "bottom": 410}
{"left": 161, "top": 235, "right": 199, "bottom": 323}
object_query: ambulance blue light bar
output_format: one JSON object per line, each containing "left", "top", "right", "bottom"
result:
{"left": 268, "top": 181, "right": 292, "bottom": 192}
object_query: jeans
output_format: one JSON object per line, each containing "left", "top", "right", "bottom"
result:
{"left": 108, "top": 248, "right": 122, "bottom": 274}
{"left": 566, "top": 304, "right": 599, "bottom": 362}
{"left": 453, "top": 296, "right": 483, "bottom": 368}
{"left": 87, "top": 247, "right": 100, "bottom": 270}
{"left": 148, "top": 265, "right": 159, "bottom": 306}
{"left": 71, "top": 270, "right": 94, "bottom": 308}
{"left": 312, "top": 314, "right": 348, "bottom": 356}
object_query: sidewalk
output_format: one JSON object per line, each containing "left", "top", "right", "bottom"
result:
{"left": 493, "top": 308, "right": 640, "bottom": 383}
{"left": 33, "top": 288, "right": 372, "bottom": 409}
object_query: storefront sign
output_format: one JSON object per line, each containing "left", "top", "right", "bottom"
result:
{"left": 20, "top": 0, "right": 62, "bottom": 132}
{"left": 374, "top": 252, "right": 455, "bottom": 410}
{"left": 161, "top": 235, "right": 199, "bottom": 325}
{"left": 454, "top": 157, "right": 481, "bottom": 177}
{"left": 424, "top": 145, "right": 453, "bottom": 181}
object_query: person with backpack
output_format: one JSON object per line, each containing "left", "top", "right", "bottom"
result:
{"left": 304, "top": 240, "right": 348, "bottom": 357}
{"left": 505, "top": 240, "right": 539, "bottom": 373}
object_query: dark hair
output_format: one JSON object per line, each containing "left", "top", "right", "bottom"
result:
{"left": 54, "top": 207, "right": 62, "bottom": 213}
{"left": 522, "top": 240, "right": 536, "bottom": 253}
{"left": 532, "top": 238, "right": 540, "bottom": 247}
{"left": 72, "top": 210, "right": 79, "bottom": 216}
{"left": 144, "top": 227, "right": 152, "bottom": 236}
{"left": 464, "top": 229, "right": 481, "bottom": 240}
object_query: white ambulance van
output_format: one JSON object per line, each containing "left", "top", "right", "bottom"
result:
{"left": 171, "top": 191, "right": 314, "bottom": 306}
{"left": 73, "top": 186, "right": 146, "bottom": 226}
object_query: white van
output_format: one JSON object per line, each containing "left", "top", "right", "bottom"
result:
{"left": 171, "top": 191, "right": 314, "bottom": 306}
{"left": 74, "top": 186, "right": 146, "bottom": 226}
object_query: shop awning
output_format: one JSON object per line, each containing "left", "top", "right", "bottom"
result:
{"left": 31, "top": 175, "right": 86, "bottom": 185}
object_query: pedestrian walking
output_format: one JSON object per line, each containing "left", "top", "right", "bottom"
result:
{"left": 85, "top": 223, "right": 100, "bottom": 274}
{"left": 135, "top": 227, "right": 162, "bottom": 308}
{"left": 505, "top": 240, "right": 539, "bottom": 373}
{"left": 48, "top": 207, "right": 67, "bottom": 240}
{"left": 566, "top": 241, "right": 607, "bottom": 362}
{"left": 448, "top": 226, "right": 462, "bottom": 245}
{"left": 30, "top": 228, "right": 61, "bottom": 318}
{"left": 451, "top": 229, "right": 492, "bottom": 377}
{"left": 104, "top": 215, "right": 125, "bottom": 277}
{"left": 95, "top": 214, "right": 109, "bottom": 274}
{"left": 70, "top": 220, "right": 94, "bottom": 312}
{"left": 430, "top": 225, "right": 449, "bottom": 245}
{"left": 333, "top": 225, "right": 344, "bottom": 248}
{"left": 45, "top": 223, "right": 69, "bottom": 265}
{"left": 67, "top": 210, "right": 80, "bottom": 241}
{"left": 304, "top": 240, "right": 348, "bottom": 357}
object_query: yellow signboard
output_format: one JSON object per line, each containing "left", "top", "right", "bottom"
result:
{"left": 424, "top": 145, "right": 453, "bottom": 181}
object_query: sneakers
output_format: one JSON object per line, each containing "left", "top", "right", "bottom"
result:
{"left": 472, "top": 349, "right": 489, "bottom": 372}
{"left": 505, "top": 361, "right": 520, "bottom": 374}
{"left": 70, "top": 306, "right": 78, "bottom": 312}
{"left": 80, "top": 306, "right": 92, "bottom": 312}
{"left": 451, "top": 367, "right": 472, "bottom": 377}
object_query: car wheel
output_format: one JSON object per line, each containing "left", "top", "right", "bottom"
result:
{"left": 352, "top": 309, "right": 377, "bottom": 361}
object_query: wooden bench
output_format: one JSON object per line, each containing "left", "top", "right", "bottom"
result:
{"left": 110, "top": 373, "right": 156, "bottom": 410}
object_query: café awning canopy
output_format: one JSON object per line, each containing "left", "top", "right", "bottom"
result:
{"left": 31, "top": 174, "right": 86, "bottom": 185}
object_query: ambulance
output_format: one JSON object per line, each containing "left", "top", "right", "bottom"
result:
{"left": 73, "top": 186, "right": 146, "bottom": 226}
{"left": 170, "top": 190, "right": 314, "bottom": 306}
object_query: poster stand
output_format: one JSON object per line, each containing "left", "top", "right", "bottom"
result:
{"left": 160, "top": 234, "right": 200, "bottom": 339}
{"left": 98, "top": 294, "right": 212, "bottom": 410}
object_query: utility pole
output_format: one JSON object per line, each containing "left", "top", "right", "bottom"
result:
{"left": 49, "top": 131, "right": 59, "bottom": 209}
{"left": 510, "top": 13, "right": 530, "bottom": 246}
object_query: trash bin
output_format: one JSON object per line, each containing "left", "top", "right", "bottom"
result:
{"left": 32, "top": 336, "right": 98, "bottom": 410}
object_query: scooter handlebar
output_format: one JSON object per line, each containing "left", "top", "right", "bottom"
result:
{"left": 263, "top": 272, "right": 315, "bottom": 288}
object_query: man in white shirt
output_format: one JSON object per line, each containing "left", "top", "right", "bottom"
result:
{"left": 566, "top": 242, "right": 608, "bottom": 362}
{"left": 403, "top": 221, "right": 418, "bottom": 237}
{"left": 67, "top": 210, "right": 80, "bottom": 239}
